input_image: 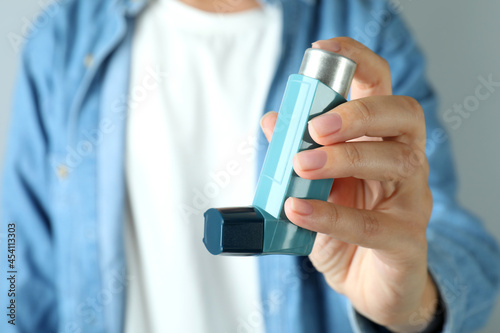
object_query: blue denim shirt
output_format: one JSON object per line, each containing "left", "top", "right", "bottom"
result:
{"left": 2, "top": 0, "right": 499, "bottom": 332}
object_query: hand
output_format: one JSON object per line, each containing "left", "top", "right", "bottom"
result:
{"left": 260, "top": 38, "right": 438, "bottom": 332}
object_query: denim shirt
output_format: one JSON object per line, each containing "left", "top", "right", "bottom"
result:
{"left": 2, "top": 0, "right": 499, "bottom": 332}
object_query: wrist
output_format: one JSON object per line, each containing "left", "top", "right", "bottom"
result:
{"left": 388, "top": 273, "right": 440, "bottom": 333}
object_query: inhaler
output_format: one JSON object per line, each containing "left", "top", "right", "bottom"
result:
{"left": 203, "top": 48, "right": 356, "bottom": 256}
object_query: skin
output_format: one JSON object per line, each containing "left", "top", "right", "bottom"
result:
{"left": 260, "top": 38, "right": 438, "bottom": 332}
{"left": 180, "top": 0, "right": 260, "bottom": 13}
{"left": 183, "top": 0, "right": 439, "bottom": 331}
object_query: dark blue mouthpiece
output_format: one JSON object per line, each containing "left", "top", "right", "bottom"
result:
{"left": 203, "top": 207, "right": 264, "bottom": 255}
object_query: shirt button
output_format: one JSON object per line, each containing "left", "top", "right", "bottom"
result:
{"left": 56, "top": 165, "right": 69, "bottom": 179}
{"left": 84, "top": 54, "right": 94, "bottom": 68}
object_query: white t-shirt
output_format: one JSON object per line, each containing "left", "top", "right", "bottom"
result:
{"left": 125, "top": 1, "right": 282, "bottom": 332}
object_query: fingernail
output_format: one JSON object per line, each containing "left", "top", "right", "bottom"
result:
{"left": 290, "top": 198, "right": 313, "bottom": 216}
{"left": 309, "top": 113, "right": 342, "bottom": 137}
{"left": 328, "top": 40, "right": 341, "bottom": 52}
{"left": 295, "top": 150, "right": 327, "bottom": 171}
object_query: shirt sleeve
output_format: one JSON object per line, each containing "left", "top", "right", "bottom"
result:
{"left": 345, "top": 2, "right": 500, "bottom": 332}
{"left": 1, "top": 37, "right": 58, "bottom": 332}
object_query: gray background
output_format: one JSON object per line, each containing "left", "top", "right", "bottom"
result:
{"left": 0, "top": 0, "right": 499, "bottom": 331}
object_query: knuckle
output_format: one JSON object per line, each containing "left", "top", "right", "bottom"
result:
{"left": 327, "top": 204, "right": 340, "bottom": 234}
{"left": 360, "top": 212, "right": 380, "bottom": 237}
{"left": 396, "top": 144, "right": 419, "bottom": 179}
{"left": 419, "top": 148, "right": 430, "bottom": 172}
{"left": 393, "top": 143, "right": 429, "bottom": 181}
{"left": 343, "top": 143, "right": 362, "bottom": 168}
{"left": 404, "top": 96, "right": 425, "bottom": 122}
{"left": 352, "top": 99, "right": 372, "bottom": 124}
{"left": 380, "top": 58, "right": 390, "bottom": 72}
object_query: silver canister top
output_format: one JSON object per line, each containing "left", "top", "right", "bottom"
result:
{"left": 298, "top": 48, "right": 356, "bottom": 98}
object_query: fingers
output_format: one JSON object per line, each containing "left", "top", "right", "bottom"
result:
{"left": 293, "top": 141, "right": 427, "bottom": 182}
{"left": 312, "top": 37, "right": 392, "bottom": 99}
{"left": 260, "top": 111, "right": 278, "bottom": 142}
{"left": 284, "top": 197, "right": 423, "bottom": 251}
{"left": 308, "top": 95, "right": 426, "bottom": 147}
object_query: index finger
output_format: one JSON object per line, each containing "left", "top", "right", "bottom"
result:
{"left": 312, "top": 37, "right": 392, "bottom": 99}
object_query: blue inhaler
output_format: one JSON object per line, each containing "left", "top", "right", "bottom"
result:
{"left": 203, "top": 48, "right": 356, "bottom": 256}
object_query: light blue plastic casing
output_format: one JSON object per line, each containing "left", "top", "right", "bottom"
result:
{"left": 253, "top": 74, "right": 347, "bottom": 255}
